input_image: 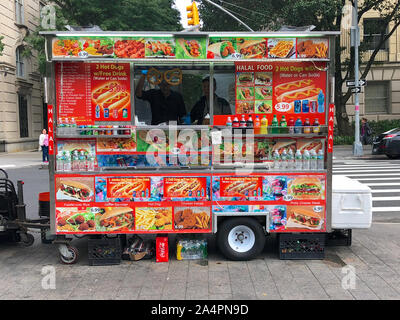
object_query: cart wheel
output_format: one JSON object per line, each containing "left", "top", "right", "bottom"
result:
{"left": 59, "top": 245, "right": 79, "bottom": 264}
{"left": 20, "top": 233, "right": 35, "bottom": 247}
{"left": 217, "top": 217, "right": 265, "bottom": 261}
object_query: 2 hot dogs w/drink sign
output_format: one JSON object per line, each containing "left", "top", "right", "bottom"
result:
{"left": 233, "top": 61, "right": 327, "bottom": 125}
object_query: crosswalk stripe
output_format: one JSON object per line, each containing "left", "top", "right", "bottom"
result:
{"left": 333, "top": 170, "right": 400, "bottom": 173}
{"left": 372, "top": 207, "right": 400, "bottom": 212}
{"left": 364, "top": 182, "right": 400, "bottom": 186}
{"left": 354, "top": 178, "right": 400, "bottom": 181}
{"left": 333, "top": 166, "right": 400, "bottom": 169}
{"left": 370, "top": 189, "right": 400, "bottom": 193}
{"left": 372, "top": 197, "right": 400, "bottom": 201}
{"left": 334, "top": 173, "right": 400, "bottom": 177}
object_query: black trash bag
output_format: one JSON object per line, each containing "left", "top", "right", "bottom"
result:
{"left": 122, "top": 235, "right": 155, "bottom": 261}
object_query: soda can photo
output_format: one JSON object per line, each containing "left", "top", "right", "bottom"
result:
{"left": 95, "top": 105, "right": 100, "bottom": 118}
{"left": 302, "top": 100, "right": 309, "bottom": 113}
{"left": 294, "top": 100, "right": 301, "bottom": 113}
{"left": 104, "top": 108, "right": 109, "bottom": 118}
{"left": 310, "top": 100, "right": 317, "bottom": 113}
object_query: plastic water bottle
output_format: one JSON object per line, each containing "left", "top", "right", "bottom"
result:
{"left": 303, "top": 150, "right": 311, "bottom": 170}
{"left": 281, "top": 149, "right": 288, "bottom": 170}
{"left": 72, "top": 150, "right": 79, "bottom": 171}
{"left": 294, "top": 118, "right": 302, "bottom": 134}
{"left": 295, "top": 150, "right": 302, "bottom": 170}
{"left": 56, "top": 153, "right": 64, "bottom": 172}
{"left": 79, "top": 151, "right": 87, "bottom": 171}
{"left": 70, "top": 117, "right": 77, "bottom": 135}
{"left": 317, "top": 149, "right": 324, "bottom": 170}
{"left": 63, "top": 151, "right": 71, "bottom": 171}
{"left": 87, "top": 153, "right": 95, "bottom": 171}
{"left": 273, "top": 151, "right": 280, "bottom": 170}
{"left": 64, "top": 117, "right": 70, "bottom": 135}
{"left": 288, "top": 149, "right": 294, "bottom": 170}
{"left": 310, "top": 149, "right": 317, "bottom": 170}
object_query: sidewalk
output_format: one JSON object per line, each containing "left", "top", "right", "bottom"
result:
{"left": 0, "top": 150, "right": 44, "bottom": 169}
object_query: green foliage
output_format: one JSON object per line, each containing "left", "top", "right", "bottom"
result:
{"left": 334, "top": 119, "right": 400, "bottom": 145}
{"left": 24, "top": 0, "right": 182, "bottom": 74}
{"left": 0, "top": 36, "right": 4, "bottom": 56}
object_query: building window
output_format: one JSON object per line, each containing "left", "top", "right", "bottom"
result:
{"left": 18, "top": 94, "right": 29, "bottom": 138}
{"left": 363, "top": 18, "right": 388, "bottom": 51}
{"left": 365, "top": 81, "right": 390, "bottom": 114}
{"left": 16, "top": 46, "right": 25, "bottom": 78}
{"left": 15, "top": 0, "right": 24, "bottom": 25}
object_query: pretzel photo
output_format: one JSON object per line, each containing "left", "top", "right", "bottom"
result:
{"left": 164, "top": 68, "right": 182, "bottom": 86}
{"left": 147, "top": 67, "right": 163, "bottom": 86}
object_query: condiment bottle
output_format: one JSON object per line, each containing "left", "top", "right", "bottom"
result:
{"left": 303, "top": 118, "right": 311, "bottom": 134}
{"left": 260, "top": 116, "right": 268, "bottom": 134}
{"left": 294, "top": 118, "right": 302, "bottom": 134}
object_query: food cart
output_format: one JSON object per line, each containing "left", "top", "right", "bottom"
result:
{"left": 40, "top": 30, "right": 340, "bottom": 263}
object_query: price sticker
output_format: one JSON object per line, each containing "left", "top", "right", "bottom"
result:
{"left": 211, "top": 130, "right": 222, "bottom": 145}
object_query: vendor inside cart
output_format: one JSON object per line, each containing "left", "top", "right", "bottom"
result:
{"left": 135, "top": 70, "right": 187, "bottom": 125}
{"left": 190, "top": 76, "right": 231, "bottom": 125}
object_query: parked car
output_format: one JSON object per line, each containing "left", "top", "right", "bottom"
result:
{"left": 372, "top": 128, "right": 400, "bottom": 158}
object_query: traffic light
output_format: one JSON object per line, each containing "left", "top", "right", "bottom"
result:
{"left": 186, "top": 1, "right": 200, "bottom": 26}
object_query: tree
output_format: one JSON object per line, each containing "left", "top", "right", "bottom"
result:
{"left": 0, "top": 36, "right": 4, "bottom": 56}
{"left": 199, "top": 0, "right": 400, "bottom": 135}
{"left": 24, "top": 0, "right": 182, "bottom": 74}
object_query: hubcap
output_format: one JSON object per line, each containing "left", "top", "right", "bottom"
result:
{"left": 228, "top": 225, "right": 255, "bottom": 253}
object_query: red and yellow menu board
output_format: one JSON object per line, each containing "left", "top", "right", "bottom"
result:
{"left": 55, "top": 62, "right": 131, "bottom": 124}
{"left": 107, "top": 177, "right": 150, "bottom": 199}
{"left": 163, "top": 177, "right": 207, "bottom": 199}
{"left": 214, "top": 61, "right": 327, "bottom": 126}
{"left": 220, "top": 177, "right": 263, "bottom": 197}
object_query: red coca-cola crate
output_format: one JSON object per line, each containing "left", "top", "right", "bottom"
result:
{"left": 156, "top": 236, "right": 169, "bottom": 263}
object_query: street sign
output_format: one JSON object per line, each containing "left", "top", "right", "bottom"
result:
{"left": 346, "top": 79, "right": 367, "bottom": 87}
{"left": 351, "top": 87, "right": 361, "bottom": 93}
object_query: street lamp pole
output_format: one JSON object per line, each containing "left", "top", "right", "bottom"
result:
{"left": 353, "top": 0, "right": 363, "bottom": 156}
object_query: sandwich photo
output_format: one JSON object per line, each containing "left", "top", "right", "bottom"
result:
{"left": 255, "top": 87, "right": 272, "bottom": 100}
{"left": 208, "top": 40, "right": 236, "bottom": 59}
{"left": 287, "top": 206, "right": 323, "bottom": 229}
{"left": 272, "top": 140, "right": 296, "bottom": 154}
{"left": 177, "top": 38, "right": 203, "bottom": 58}
{"left": 255, "top": 100, "right": 272, "bottom": 113}
{"left": 57, "top": 179, "right": 93, "bottom": 202}
{"left": 287, "top": 176, "right": 323, "bottom": 200}
{"left": 296, "top": 139, "right": 323, "bottom": 153}
{"left": 237, "top": 39, "right": 267, "bottom": 59}
{"left": 97, "top": 207, "right": 134, "bottom": 232}
{"left": 237, "top": 73, "right": 254, "bottom": 85}
{"left": 254, "top": 73, "right": 272, "bottom": 86}
{"left": 236, "top": 87, "right": 254, "bottom": 100}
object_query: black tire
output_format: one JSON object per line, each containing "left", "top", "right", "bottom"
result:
{"left": 20, "top": 233, "right": 34, "bottom": 247}
{"left": 59, "top": 245, "right": 79, "bottom": 264}
{"left": 217, "top": 217, "right": 265, "bottom": 261}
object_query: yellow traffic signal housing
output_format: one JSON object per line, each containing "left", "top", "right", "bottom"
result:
{"left": 186, "top": 2, "right": 200, "bottom": 26}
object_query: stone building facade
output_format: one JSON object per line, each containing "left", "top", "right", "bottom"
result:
{"left": 0, "top": 0, "right": 45, "bottom": 152}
